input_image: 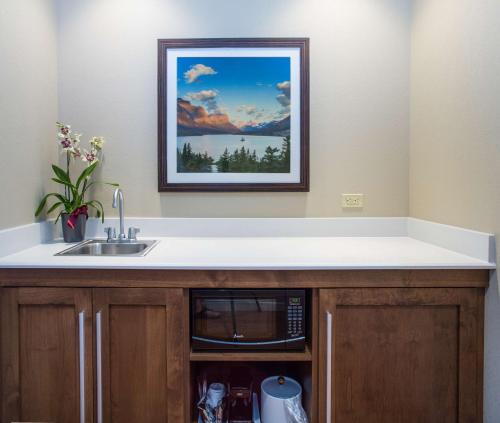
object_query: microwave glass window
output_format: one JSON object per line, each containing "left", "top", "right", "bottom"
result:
{"left": 234, "top": 298, "right": 281, "bottom": 341}
{"left": 194, "top": 296, "right": 284, "bottom": 343}
{"left": 194, "top": 298, "right": 234, "bottom": 341}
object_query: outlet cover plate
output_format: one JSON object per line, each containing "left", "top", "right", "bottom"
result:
{"left": 342, "top": 194, "right": 364, "bottom": 208}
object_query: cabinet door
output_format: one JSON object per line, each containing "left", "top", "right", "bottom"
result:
{"left": 1, "top": 287, "right": 93, "bottom": 423}
{"left": 318, "top": 288, "right": 483, "bottom": 423}
{"left": 93, "top": 288, "right": 185, "bottom": 423}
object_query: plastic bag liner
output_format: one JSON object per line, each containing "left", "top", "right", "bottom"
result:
{"left": 198, "top": 382, "right": 227, "bottom": 423}
{"left": 284, "top": 397, "right": 309, "bottom": 423}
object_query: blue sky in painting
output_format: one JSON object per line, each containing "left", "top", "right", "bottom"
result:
{"left": 177, "top": 57, "right": 291, "bottom": 128}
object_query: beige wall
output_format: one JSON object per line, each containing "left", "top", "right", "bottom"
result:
{"left": 0, "top": 0, "right": 58, "bottom": 230}
{"left": 56, "top": 0, "right": 411, "bottom": 218}
{"left": 410, "top": 0, "right": 500, "bottom": 420}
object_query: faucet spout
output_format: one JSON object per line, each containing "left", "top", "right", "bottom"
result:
{"left": 112, "top": 188, "right": 126, "bottom": 240}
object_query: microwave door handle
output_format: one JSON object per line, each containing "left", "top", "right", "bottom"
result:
{"left": 230, "top": 296, "right": 265, "bottom": 342}
{"left": 230, "top": 297, "right": 238, "bottom": 341}
{"left": 253, "top": 296, "right": 262, "bottom": 312}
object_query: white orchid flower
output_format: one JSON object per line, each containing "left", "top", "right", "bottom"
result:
{"left": 81, "top": 148, "right": 99, "bottom": 165}
{"left": 90, "top": 136, "right": 104, "bottom": 150}
{"left": 56, "top": 122, "right": 71, "bottom": 136}
{"left": 59, "top": 137, "right": 73, "bottom": 150}
{"left": 72, "top": 133, "right": 82, "bottom": 145}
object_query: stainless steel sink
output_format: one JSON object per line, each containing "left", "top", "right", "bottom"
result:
{"left": 55, "top": 239, "right": 158, "bottom": 257}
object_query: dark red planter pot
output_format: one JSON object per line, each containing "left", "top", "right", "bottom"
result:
{"left": 61, "top": 213, "right": 87, "bottom": 243}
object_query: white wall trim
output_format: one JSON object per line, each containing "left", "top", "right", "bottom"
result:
{"left": 0, "top": 223, "right": 46, "bottom": 258}
{"left": 407, "top": 218, "right": 495, "bottom": 263}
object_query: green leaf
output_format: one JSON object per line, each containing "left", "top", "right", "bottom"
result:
{"left": 82, "top": 181, "right": 119, "bottom": 196}
{"left": 92, "top": 200, "right": 104, "bottom": 214}
{"left": 35, "top": 193, "right": 70, "bottom": 217}
{"left": 86, "top": 200, "right": 105, "bottom": 223}
{"left": 46, "top": 201, "right": 63, "bottom": 215}
{"left": 51, "top": 165, "right": 72, "bottom": 185}
{"left": 88, "top": 204, "right": 101, "bottom": 218}
{"left": 53, "top": 179, "right": 78, "bottom": 203}
{"left": 52, "top": 193, "right": 71, "bottom": 206}
{"left": 51, "top": 178, "right": 76, "bottom": 190}
{"left": 54, "top": 210, "right": 63, "bottom": 224}
{"left": 35, "top": 194, "right": 51, "bottom": 217}
{"left": 76, "top": 162, "right": 98, "bottom": 190}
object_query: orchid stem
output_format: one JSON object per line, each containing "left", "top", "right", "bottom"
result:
{"left": 66, "top": 151, "right": 70, "bottom": 201}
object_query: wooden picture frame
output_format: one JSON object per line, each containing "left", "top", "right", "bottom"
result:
{"left": 158, "top": 38, "right": 309, "bottom": 192}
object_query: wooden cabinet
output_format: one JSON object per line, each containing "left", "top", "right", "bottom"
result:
{"left": 0, "top": 270, "right": 488, "bottom": 423}
{"left": 1, "top": 287, "right": 186, "bottom": 423}
{"left": 318, "top": 288, "right": 484, "bottom": 423}
{"left": 93, "top": 288, "right": 185, "bottom": 423}
{"left": 1, "top": 288, "right": 93, "bottom": 423}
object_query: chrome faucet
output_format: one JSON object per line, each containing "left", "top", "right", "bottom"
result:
{"left": 104, "top": 188, "right": 140, "bottom": 243}
{"left": 112, "top": 188, "right": 127, "bottom": 240}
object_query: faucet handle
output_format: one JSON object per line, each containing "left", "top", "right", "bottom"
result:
{"left": 104, "top": 227, "right": 116, "bottom": 241}
{"left": 128, "top": 227, "right": 140, "bottom": 241}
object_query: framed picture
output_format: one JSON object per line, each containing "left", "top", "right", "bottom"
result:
{"left": 158, "top": 38, "right": 309, "bottom": 192}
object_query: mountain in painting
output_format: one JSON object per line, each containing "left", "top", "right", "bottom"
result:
{"left": 177, "top": 98, "right": 291, "bottom": 137}
{"left": 240, "top": 116, "right": 290, "bottom": 137}
{"left": 177, "top": 99, "right": 241, "bottom": 136}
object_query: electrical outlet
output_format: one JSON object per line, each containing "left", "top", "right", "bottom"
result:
{"left": 342, "top": 193, "right": 364, "bottom": 208}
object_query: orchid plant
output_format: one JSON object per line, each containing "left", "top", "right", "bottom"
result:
{"left": 35, "top": 122, "right": 118, "bottom": 227}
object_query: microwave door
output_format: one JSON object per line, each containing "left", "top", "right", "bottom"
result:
{"left": 192, "top": 290, "right": 288, "bottom": 349}
{"left": 232, "top": 294, "right": 286, "bottom": 347}
{"left": 193, "top": 297, "right": 237, "bottom": 344}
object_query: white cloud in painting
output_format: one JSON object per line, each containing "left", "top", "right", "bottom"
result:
{"left": 236, "top": 105, "right": 268, "bottom": 121}
{"left": 275, "top": 80, "right": 291, "bottom": 119}
{"left": 237, "top": 105, "right": 257, "bottom": 115}
{"left": 186, "top": 90, "right": 218, "bottom": 101}
{"left": 183, "top": 64, "right": 217, "bottom": 83}
{"left": 185, "top": 90, "right": 223, "bottom": 115}
{"left": 276, "top": 94, "right": 290, "bottom": 107}
{"left": 276, "top": 81, "right": 291, "bottom": 98}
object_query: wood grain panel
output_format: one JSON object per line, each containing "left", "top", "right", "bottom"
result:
{"left": 0, "top": 269, "right": 489, "bottom": 289}
{"left": 190, "top": 345, "right": 312, "bottom": 362}
{"left": 93, "top": 288, "right": 184, "bottom": 423}
{"left": 20, "top": 305, "right": 78, "bottom": 421}
{"left": 319, "top": 288, "right": 484, "bottom": 423}
{"left": 1, "top": 288, "right": 93, "bottom": 423}
{"left": 335, "top": 305, "right": 458, "bottom": 422}
{"left": 110, "top": 305, "right": 167, "bottom": 422}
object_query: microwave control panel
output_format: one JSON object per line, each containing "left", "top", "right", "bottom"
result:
{"left": 286, "top": 292, "right": 305, "bottom": 339}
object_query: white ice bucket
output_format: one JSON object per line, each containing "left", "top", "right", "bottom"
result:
{"left": 261, "top": 376, "right": 302, "bottom": 423}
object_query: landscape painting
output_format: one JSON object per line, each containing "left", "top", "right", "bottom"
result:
{"left": 177, "top": 57, "right": 291, "bottom": 174}
{"left": 158, "top": 39, "right": 309, "bottom": 191}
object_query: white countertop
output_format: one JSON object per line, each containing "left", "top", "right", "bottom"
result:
{"left": 0, "top": 236, "right": 494, "bottom": 270}
{"left": 0, "top": 218, "right": 495, "bottom": 270}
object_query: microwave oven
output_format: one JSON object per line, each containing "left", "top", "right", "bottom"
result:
{"left": 191, "top": 289, "right": 306, "bottom": 350}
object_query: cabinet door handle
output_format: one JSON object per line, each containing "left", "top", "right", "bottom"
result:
{"left": 79, "top": 311, "right": 85, "bottom": 423}
{"left": 96, "top": 311, "right": 103, "bottom": 423}
{"left": 326, "top": 311, "right": 333, "bottom": 422}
